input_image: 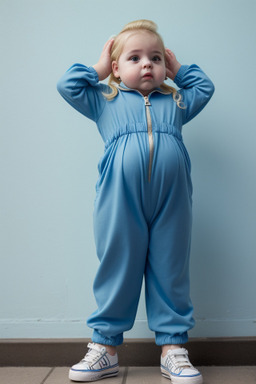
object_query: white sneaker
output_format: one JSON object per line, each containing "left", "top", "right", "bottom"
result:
{"left": 161, "top": 348, "right": 203, "bottom": 384}
{"left": 69, "top": 343, "right": 119, "bottom": 382}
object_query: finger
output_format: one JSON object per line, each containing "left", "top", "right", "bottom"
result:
{"left": 103, "top": 38, "right": 114, "bottom": 51}
{"left": 100, "top": 41, "right": 114, "bottom": 60}
{"left": 165, "top": 50, "right": 172, "bottom": 63}
{"left": 105, "top": 38, "right": 115, "bottom": 53}
{"left": 165, "top": 54, "right": 173, "bottom": 68}
{"left": 165, "top": 48, "right": 173, "bottom": 55}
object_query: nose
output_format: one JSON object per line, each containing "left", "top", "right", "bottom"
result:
{"left": 142, "top": 57, "right": 152, "bottom": 68}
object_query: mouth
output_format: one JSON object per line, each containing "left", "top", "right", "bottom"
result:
{"left": 143, "top": 73, "right": 153, "bottom": 79}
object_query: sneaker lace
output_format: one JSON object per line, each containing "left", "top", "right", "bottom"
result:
{"left": 168, "top": 348, "right": 193, "bottom": 372}
{"left": 81, "top": 343, "right": 104, "bottom": 365}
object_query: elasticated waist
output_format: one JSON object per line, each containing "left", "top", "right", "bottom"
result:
{"left": 104, "top": 123, "right": 182, "bottom": 148}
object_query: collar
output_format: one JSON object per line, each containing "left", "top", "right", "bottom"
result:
{"left": 117, "top": 82, "right": 172, "bottom": 96}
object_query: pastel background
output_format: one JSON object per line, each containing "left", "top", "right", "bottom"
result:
{"left": 1, "top": 0, "right": 256, "bottom": 339}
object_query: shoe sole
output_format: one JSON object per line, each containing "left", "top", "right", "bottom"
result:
{"left": 69, "top": 366, "right": 119, "bottom": 382}
{"left": 161, "top": 367, "right": 203, "bottom": 384}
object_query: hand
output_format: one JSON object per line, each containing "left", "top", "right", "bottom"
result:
{"left": 93, "top": 39, "right": 115, "bottom": 81}
{"left": 165, "top": 49, "right": 181, "bottom": 80}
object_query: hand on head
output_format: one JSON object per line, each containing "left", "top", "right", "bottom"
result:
{"left": 165, "top": 49, "right": 181, "bottom": 80}
{"left": 93, "top": 39, "right": 115, "bottom": 81}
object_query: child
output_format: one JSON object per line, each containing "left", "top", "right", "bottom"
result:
{"left": 57, "top": 19, "right": 214, "bottom": 383}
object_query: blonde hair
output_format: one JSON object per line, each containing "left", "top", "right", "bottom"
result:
{"left": 104, "top": 19, "right": 183, "bottom": 107}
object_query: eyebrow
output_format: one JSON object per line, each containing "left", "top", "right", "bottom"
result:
{"left": 126, "top": 49, "right": 163, "bottom": 56}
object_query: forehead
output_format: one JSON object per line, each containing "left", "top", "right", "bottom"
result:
{"left": 122, "top": 31, "right": 164, "bottom": 53}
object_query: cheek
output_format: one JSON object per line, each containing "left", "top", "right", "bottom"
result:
{"left": 157, "top": 67, "right": 166, "bottom": 82}
{"left": 122, "top": 69, "right": 139, "bottom": 85}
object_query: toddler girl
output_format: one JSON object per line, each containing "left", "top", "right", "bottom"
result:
{"left": 57, "top": 19, "right": 214, "bottom": 383}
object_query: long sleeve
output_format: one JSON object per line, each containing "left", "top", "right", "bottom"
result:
{"left": 57, "top": 64, "right": 109, "bottom": 122}
{"left": 174, "top": 65, "right": 215, "bottom": 125}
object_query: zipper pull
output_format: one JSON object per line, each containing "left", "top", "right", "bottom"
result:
{"left": 144, "top": 96, "right": 151, "bottom": 106}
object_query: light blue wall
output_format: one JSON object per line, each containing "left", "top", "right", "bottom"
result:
{"left": 1, "top": 0, "right": 256, "bottom": 339}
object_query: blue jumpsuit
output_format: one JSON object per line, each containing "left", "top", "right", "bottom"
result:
{"left": 57, "top": 64, "right": 214, "bottom": 346}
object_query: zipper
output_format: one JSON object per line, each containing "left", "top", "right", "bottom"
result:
{"left": 118, "top": 85, "right": 155, "bottom": 182}
{"left": 144, "top": 96, "right": 154, "bottom": 182}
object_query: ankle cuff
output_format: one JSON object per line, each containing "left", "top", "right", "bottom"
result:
{"left": 92, "top": 330, "right": 123, "bottom": 346}
{"left": 155, "top": 332, "right": 188, "bottom": 346}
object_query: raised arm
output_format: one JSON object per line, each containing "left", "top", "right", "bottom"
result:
{"left": 165, "top": 49, "right": 215, "bottom": 124}
{"left": 57, "top": 40, "right": 114, "bottom": 122}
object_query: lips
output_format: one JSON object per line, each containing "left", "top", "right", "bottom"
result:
{"left": 143, "top": 73, "right": 153, "bottom": 79}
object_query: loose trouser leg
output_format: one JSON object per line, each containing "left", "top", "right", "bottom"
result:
{"left": 145, "top": 138, "right": 194, "bottom": 346}
{"left": 87, "top": 141, "right": 149, "bottom": 346}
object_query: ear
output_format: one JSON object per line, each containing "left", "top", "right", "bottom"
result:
{"left": 112, "top": 61, "right": 119, "bottom": 78}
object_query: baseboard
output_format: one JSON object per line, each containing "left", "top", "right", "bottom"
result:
{"left": 1, "top": 337, "right": 256, "bottom": 366}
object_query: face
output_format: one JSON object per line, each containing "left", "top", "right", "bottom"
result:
{"left": 112, "top": 31, "right": 166, "bottom": 96}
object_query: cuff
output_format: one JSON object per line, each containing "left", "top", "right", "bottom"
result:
{"left": 174, "top": 65, "right": 189, "bottom": 87}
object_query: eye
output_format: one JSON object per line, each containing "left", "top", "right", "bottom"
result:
{"left": 130, "top": 55, "right": 140, "bottom": 62}
{"left": 152, "top": 55, "right": 162, "bottom": 62}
